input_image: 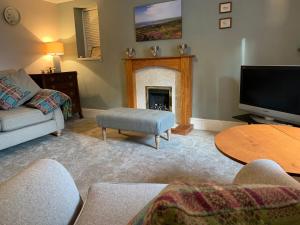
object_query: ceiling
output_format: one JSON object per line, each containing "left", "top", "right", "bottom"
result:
{"left": 43, "top": 0, "right": 73, "bottom": 4}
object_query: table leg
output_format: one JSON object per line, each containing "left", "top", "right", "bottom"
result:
{"left": 102, "top": 128, "right": 107, "bottom": 141}
{"left": 155, "top": 135, "right": 160, "bottom": 150}
{"left": 166, "top": 129, "right": 171, "bottom": 141}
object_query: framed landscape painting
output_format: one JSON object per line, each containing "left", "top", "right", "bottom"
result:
{"left": 135, "top": 0, "right": 182, "bottom": 42}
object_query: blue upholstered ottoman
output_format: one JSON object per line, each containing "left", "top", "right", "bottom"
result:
{"left": 96, "top": 108, "right": 175, "bottom": 149}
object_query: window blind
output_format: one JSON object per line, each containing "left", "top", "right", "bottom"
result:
{"left": 82, "top": 8, "right": 100, "bottom": 57}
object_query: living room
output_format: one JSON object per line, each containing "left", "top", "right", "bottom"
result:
{"left": 1, "top": 0, "right": 300, "bottom": 224}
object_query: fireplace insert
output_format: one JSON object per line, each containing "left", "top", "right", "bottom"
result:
{"left": 146, "top": 86, "right": 172, "bottom": 111}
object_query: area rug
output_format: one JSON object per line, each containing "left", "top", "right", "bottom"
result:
{"left": 0, "top": 126, "right": 243, "bottom": 198}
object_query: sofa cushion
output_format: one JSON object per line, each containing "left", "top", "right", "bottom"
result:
{"left": 11, "top": 69, "right": 41, "bottom": 106}
{"left": 0, "top": 106, "right": 54, "bottom": 132}
{"left": 0, "top": 77, "right": 31, "bottom": 110}
{"left": 74, "top": 183, "right": 167, "bottom": 225}
{"left": 128, "top": 183, "right": 300, "bottom": 225}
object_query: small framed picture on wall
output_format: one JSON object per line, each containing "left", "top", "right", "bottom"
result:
{"left": 219, "top": 17, "right": 232, "bottom": 29}
{"left": 219, "top": 2, "right": 232, "bottom": 13}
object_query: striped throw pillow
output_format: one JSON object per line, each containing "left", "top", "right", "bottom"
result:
{"left": 0, "top": 76, "right": 31, "bottom": 110}
{"left": 27, "top": 89, "right": 71, "bottom": 116}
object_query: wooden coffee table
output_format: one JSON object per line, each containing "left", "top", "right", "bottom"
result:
{"left": 215, "top": 124, "right": 300, "bottom": 175}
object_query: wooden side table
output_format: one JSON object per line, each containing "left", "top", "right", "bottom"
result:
{"left": 215, "top": 124, "right": 300, "bottom": 175}
{"left": 30, "top": 71, "right": 83, "bottom": 118}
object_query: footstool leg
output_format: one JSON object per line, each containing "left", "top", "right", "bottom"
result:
{"left": 155, "top": 135, "right": 160, "bottom": 150}
{"left": 102, "top": 128, "right": 107, "bottom": 141}
{"left": 166, "top": 129, "right": 171, "bottom": 141}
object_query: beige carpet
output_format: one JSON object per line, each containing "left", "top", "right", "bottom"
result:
{"left": 0, "top": 118, "right": 257, "bottom": 198}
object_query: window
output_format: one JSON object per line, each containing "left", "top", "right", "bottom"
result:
{"left": 74, "top": 6, "right": 101, "bottom": 60}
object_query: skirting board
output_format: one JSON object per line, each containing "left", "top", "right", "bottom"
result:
{"left": 82, "top": 108, "right": 246, "bottom": 132}
{"left": 190, "top": 118, "right": 246, "bottom": 132}
{"left": 82, "top": 108, "right": 106, "bottom": 118}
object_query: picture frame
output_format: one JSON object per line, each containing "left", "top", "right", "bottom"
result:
{"left": 219, "top": 17, "right": 232, "bottom": 29}
{"left": 134, "top": 0, "right": 182, "bottom": 42}
{"left": 219, "top": 2, "right": 232, "bottom": 14}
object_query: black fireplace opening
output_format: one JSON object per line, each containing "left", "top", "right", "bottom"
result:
{"left": 146, "top": 86, "right": 172, "bottom": 111}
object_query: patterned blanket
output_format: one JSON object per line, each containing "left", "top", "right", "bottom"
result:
{"left": 27, "top": 89, "right": 72, "bottom": 120}
{"left": 128, "top": 182, "right": 300, "bottom": 225}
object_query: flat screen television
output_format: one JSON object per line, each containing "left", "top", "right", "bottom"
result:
{"left": 239, "top": 66, "right": 300, "bottom": 125}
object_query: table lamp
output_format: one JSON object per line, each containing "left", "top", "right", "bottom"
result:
{"left": 45, "top": 41, "right": 64, "bottom": 73}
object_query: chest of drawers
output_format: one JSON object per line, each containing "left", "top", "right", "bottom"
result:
{"left": 30, "top": 71, "right": 83, "bottom": 118}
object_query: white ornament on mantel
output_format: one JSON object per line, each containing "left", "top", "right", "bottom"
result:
{"left": 150, "top": 46, "right": 160, "bottom": 57}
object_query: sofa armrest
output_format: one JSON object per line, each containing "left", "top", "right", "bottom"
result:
{"left": 0, "top": 159, "right": 82, "bottom": 225}
{"left": 74, "top": 183, "right": 167, "bottom": 225}
{"left": 233, "top": 159, "right": 300, "bottom": 189}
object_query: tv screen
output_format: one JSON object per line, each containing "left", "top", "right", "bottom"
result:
{"left": 240, "top": 66, "right": 300, "bottom": 115}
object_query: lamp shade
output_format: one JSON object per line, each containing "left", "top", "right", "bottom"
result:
{"left": 45, "top": 42, "right": 64, "bottom": 56}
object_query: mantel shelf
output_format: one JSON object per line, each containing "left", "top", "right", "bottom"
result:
{"left": 123, "top": 55, "right": 195, "bottom": 61}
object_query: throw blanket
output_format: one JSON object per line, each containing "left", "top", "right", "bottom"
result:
{"left": 128, "top": 182, "right": 300, "bottom": 225}
{"left": 27, "top": 89, "right": 72, "bottom": 120}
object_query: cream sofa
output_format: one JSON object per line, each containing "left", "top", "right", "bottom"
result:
{"left": 0, "top": 159, "right": 299, "bottom": 225}
{"left": 0, "top": 69, "right": 64, "bottom": 150}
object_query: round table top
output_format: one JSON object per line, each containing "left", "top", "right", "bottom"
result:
{"left": 215, "top": 124, "right": 300, "bottom": 175}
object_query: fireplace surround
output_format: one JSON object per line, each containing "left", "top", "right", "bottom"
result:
{"left": 124, "top": 55, "right": 194, "bottom": 135}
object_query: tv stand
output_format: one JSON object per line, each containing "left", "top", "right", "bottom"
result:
{"left": 233, "top": 114, "right": 298, "bottom": 127}
{"left": 250, "top": 115, "right": 287, "bottom": 125}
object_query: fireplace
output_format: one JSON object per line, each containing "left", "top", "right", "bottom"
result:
{"left": 146, "top": 86, "right": 172, "bottom": 111}
{"left": 124, "top": 55, "right": 194, "bottom": 135}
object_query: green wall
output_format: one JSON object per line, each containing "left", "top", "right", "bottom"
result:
{"left": 60, "top": 0, "right": 300, "bottom": 121}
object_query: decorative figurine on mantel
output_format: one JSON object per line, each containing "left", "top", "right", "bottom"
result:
{"left": 177, "top": 43, "right": 188, "bottom": 55}
{"left": 150, "top": 46, "right": 160, "bottom": 57}
{"left": 125, "top": 48, "right": 136, "bottom": 58}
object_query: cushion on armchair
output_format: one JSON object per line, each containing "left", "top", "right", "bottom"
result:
{"left": 0, "top": 77, "right": 31, "bottom": 110}
{"left": 128, "top": 183, "right": 300, "bottom": 225}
